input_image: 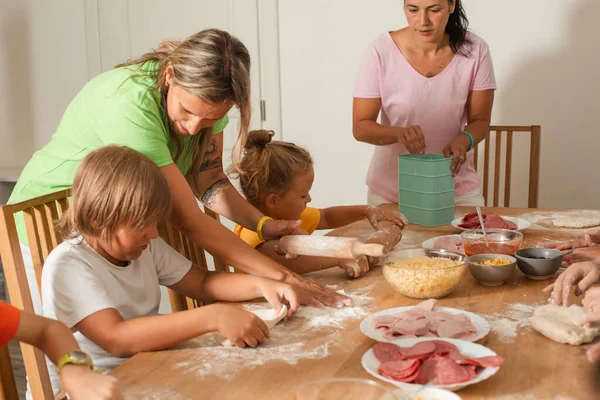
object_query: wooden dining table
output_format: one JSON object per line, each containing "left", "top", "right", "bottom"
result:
{"left": 111, "top": 205, "right": 598, "bottom": 400}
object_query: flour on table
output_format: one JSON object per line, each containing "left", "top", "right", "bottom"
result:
{"left": 123, "top": 388, "right": 188, "bottom": 400}
{"left": 484, "top": 302, "right": 539, "bottom": 342}
{"left": 529, "top": 304, "right": 600, "bottom": 345}
{"left": 165, "top": 285, "right": 373, "bottom": 381}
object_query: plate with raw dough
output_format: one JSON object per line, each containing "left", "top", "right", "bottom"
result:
{"left": 360, "top": 305, "right": 490, "bottom": 343}
{"left": 421, "top": 235, "right": 463, "bottom": 253}
{"left": 551, "top": 217, "right": 600, "bottom": 229}
{"left": 451, "top": 216, "right": 531, "bottom": 231}
{"left": 362, "top": 337, "right": 502, "bottom": 392}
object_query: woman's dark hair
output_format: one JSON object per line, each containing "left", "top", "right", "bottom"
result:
{"left": 446, "top": 0, "right": 472, "bottom": 56}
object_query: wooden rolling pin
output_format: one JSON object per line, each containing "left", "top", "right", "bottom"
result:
{"left": 278, "top": 235, "right": 386, "bottom": 259}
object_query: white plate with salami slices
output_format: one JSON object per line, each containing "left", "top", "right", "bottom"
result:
{"left": 360, "top": 305, "right": 490, "bottom": 343}
{"left": 361, "top": 337, "right": 502, "bottom": 392}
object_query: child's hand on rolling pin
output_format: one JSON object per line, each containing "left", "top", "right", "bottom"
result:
{"left": 365, "top": 206, "right": 408, "bottom": 231}
{"left": 272, "top": 229, "right": 309, "bottom": 259}
{"left": 365, "top": 225, "right": 403, "bottom": 253}
{"left": 338, "top": 255, "right": 369, "bottom": 278}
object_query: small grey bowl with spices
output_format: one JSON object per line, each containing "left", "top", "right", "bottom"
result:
{"left": 466, "top": 253, "right": 517, "bottom": 286}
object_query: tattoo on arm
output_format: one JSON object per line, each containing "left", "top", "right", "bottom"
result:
{"left": 199, "top": 156, "right": 222, "bottom": 172}
{"left": 205, "top": 139, "right": 218, "bottom": 156}
{"left": 200, "top": 178, "right": 230, "bottom": 207}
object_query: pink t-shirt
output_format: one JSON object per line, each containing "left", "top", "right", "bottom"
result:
{"left": 354, "top": 32, "right": 496, "bottom": 201}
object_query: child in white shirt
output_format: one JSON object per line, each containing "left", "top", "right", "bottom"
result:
{"left": 41, "top": 145, "right": 299, "bottom": 395}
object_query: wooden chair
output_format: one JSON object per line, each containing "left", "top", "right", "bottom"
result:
{"left": 0, "top": 345, "right": 18, "bottom": 400}
{"left": 159, "top": 207, "right": 230, "bottom": 313}
{"left": 473, "top": 125, "right": 541, "bottom": 208}
{"left": 0, "top": 190, "right": 71, "bottom": 400}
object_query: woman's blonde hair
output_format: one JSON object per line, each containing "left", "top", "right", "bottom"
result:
{"left": 116, "top": 28, "right": 251, "bottom": 196}
{"left": 230, "top": 130, "right": 313, "bottom": 206}
{"left": 58, "top": 145, "right": 171, "bottom": 240}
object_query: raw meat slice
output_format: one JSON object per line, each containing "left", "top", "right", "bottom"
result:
{"left": 372, "top": 314, "right": 397, "bottom": 329}
{"left": 432, "top": 236, "right": 465, "bottom": 254}
{"left": 400, "top": 341, "right": 437, "bottom": 359}
{"left": 415, "top": 357, "right": 474, "bottom": 385}
{"left": 378, "top": 358, "right": 419, "bottom": 380}
{"left": 372, "top": 300, "right": 479, "bottom": 340}
{"left": 373, "top": 341, "right": 436, "bottom": 362}
{"left": 393, "top": 368, "right": 420, "bottom": 383}
{"left": 459, "top": 212, "right": 517, "bottom": 230}
{"left": 449, "top": 352, "right": 505, "bottom": 368}
{"left": 437, "top": 319, "right": 476, "bottom": 339}
{"left": 430, "top": 340, "right": 460, "bottom": 356}
{"left": 373, "top": 342, "right": 404, "bottom": 362}
{"left": 415, "top": 299, "right": 437, "bottom": 311}
{"left": 390, "top": 318, "right": 431, "bottom": 336}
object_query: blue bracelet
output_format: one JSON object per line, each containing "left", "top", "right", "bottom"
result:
{"left": 461, "top": 131, "right": 474, "bottom": 152}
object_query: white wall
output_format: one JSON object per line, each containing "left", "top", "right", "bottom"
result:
{"left": 278, "top": 0, "right": 600, "bottom": 210}
{"left": 2, "top": 0, "right": 599, "bottom": 211}
{"left": 0, "top": 1, "right": 91, "bottom": 170}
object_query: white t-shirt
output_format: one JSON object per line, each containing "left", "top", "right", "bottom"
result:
{"left": 40, "top": 236, "right": 192, "bottom": 394}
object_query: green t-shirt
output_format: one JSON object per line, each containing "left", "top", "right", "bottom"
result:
{"left": 9, "top": 60, "right": 228, "bottom": 245}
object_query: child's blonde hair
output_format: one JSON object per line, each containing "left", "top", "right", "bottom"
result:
{"left": 58, "top": 145, "right": 171, "bottom": 240}
{"left": 231, "top": 130, "right": 313, "bottom": 206}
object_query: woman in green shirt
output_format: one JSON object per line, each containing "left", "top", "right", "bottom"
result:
{"left": 9, "top": 28, "right": 348, "bottom": 310}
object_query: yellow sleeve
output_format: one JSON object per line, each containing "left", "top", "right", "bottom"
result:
{"left": 233, "top": 224, "right": 264, "bottom": 249}
{"left": 299, "top": 207, "right": 321, "bottom": 234}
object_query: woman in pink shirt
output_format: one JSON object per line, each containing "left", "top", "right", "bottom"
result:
{"left": 353, "top": 0, "right": 496, "bottom": 206}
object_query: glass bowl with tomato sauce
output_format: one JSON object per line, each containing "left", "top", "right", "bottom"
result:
{"left": 460, "top": 229, "right": 523, "bottom": 256}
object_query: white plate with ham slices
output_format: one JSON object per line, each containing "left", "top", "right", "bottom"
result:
{"left": 421, "top": 235, "right": 463, "bottom": 253}
{"left": 361, "top": 338, "right": 502, "bottom": 392}
{"left": 360, "top": 301, "right": 490, "bottom": 343}
{"left": 451, "top": 215, "right": 531, "bottom": 231}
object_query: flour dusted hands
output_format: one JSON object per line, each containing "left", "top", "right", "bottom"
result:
{"left": 338, "top": 255, "right": 370, "bottom": 278}
{"left": 60, "top": 365, "right": 121, "bottom": 400}
{"left": 255, "top": 278, "right": 300, "bottom": 317}
{"left": 213, "top": 279, "right": 300, "bottom": 348}
{"left": 213, "top": 304, "right": 270, "bottom": 348}
{"left": 397, "top": 125, "right": 426, "bottom": 155}
{"left": 544, "top": 261, "right": 600, "bottom": 306}
{"left": 365, "top": 206, "right": 408, "bottom": 230}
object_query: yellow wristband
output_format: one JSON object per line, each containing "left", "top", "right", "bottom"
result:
{"left": 256, "top": 216, "right": 273, "bottom": 242}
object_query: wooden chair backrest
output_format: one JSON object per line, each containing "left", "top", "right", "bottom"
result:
{"left": 159, "top": 207, "right": 230, "bottom": 313}
{"left": 0, "top": 189, "right": 71, "bottom": 400}
{"left": 473, "top": 125, "right": 541, "bottom": 208}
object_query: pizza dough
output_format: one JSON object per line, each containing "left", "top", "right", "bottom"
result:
{"left": 218, "top": 305, "right": 288, "bottom": 346}
{"left": 529, "top": 304, "right": 600, "bottom": 345}
{"left": 552, "top": 217, "right": 600, "bottom": 229}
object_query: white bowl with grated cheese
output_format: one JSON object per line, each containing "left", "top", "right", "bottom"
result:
{"left": 382, "top": 249, "right": 466, "bottom": 299}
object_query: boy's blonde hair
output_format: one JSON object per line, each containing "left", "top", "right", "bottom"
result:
{"left": 58, "top": 145, "right": 171, "bottom": 240}
{"left": 230, "top": 130, "right": 313, "bottom": 206}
